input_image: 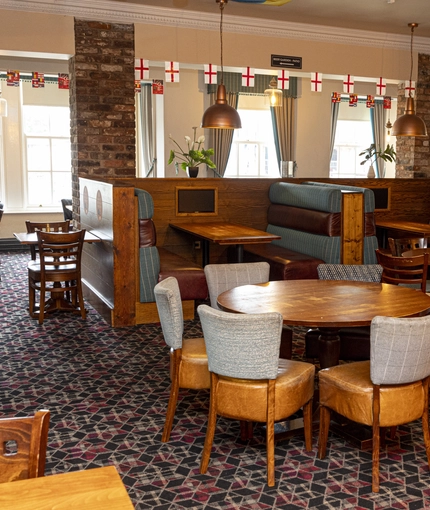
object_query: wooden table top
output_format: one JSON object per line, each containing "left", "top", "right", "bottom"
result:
{"left": 14, "top": 231, "right": 101, "bottom": 244}
{"left": 375, "top": 219, "right": 430, "bottom": 237}
{"left": 169, "top": 221, "right": 280, "bottom": 245}
{"left": 0, "top": 466, "right": 134, "bottom": 510}
{"left": 217, "top": 279, "right": 430, "bottom": 328}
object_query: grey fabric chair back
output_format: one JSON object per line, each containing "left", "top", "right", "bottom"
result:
{"left": 317, "top": 264, "right": 383, "bottom": 283}
{"left": 154, "top": 277, "right": 184, "bottom": 350}
{"left": 197, "top": 304, "right": 283, "bottom": 380}
{"left": 204, "top": 262, "right": 270, "bottom": 309}
{"left": 370, "top": 315, "right": 430, "bottom": 385}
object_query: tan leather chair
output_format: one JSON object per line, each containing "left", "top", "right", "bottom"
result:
{"left": 154, "top": 277, "right": 210, "bottom": 443}
{"left": 318, "top": 315, "right": 430, "bottom": 492}
{"left": 0, "top": 410, "right": 50, "bottom": 483}
{"left": 198, "top": 304, "right": 315, "bottom": 487}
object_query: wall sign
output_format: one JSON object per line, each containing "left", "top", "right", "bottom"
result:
{"left": 271, "top": 55, "right": 302, "bottom": 69}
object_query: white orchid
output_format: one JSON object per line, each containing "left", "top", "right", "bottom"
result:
{"left": 168, "top": 127, "right": 215, "bottom": 171}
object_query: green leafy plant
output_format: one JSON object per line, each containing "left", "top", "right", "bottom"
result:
{"left": 359, "top": 143, "right": 396, "bottom": 166}
{"left": 168, "top": 127, "right": 216, "bottom": 172}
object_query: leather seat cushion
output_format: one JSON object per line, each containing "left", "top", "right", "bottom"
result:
{"left": 215, "top": 359, "right": 315, "bottom": 422}
{"left": 319, "top": 361, "right": 425, "bottom": 427}
{"left": 244, "top": 244, "right": 323, "bottom": 280}
{"left": 177, "top": 337, "right": 210, "bottom": 389}
{"left": 158, "top": 248, "right": 208, "bottom": 301}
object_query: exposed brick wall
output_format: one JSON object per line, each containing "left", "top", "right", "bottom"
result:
{"left": 395, "top": 53, "right": 430, "bottom": 178}
{"left": 69, "top": 19, "right": 136, "bottom": 217}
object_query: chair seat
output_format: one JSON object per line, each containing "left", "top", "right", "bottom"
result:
{"left": 28, "top": 261, "right": 78, "bottom": 276}
{"left": 177, "top": 337, "right": 210, "bottom": 389}
{"left": 216, "top": 359, "right": 315, "bottom": 422}
{"left": 319, "top": 361, "right": 425, "bottom": 427}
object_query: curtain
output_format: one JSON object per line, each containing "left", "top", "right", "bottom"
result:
{"left": 137, "top": 83, "right": 156, "bottom": 177}
{"left": 370, "top": 103, "right": 386, "bottom": 178}
{"left": 329, "top": 102, "right": 340, "bottom": 168}
{"left": 208, "top": 91, "right": 239, "bottom": 177}
{"left": 270, "top": 96, "right": 296, "bottom": 172}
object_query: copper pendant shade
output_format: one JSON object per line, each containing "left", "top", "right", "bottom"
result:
{"left": 392, "top": 23, "right": 428, "bottom": 138}
{"left": 201, "top": 0, "right": 241, "bottom": 130}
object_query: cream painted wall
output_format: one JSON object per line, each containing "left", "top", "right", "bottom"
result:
{"left": 0, "top": 212, "right": 64, "bottom": 238}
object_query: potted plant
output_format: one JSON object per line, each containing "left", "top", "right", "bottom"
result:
{"left": 168, "top": 127, "right": 216, "bottom": 177}
{"left": 359, "top": 143, "right": 396, "bottom": 178}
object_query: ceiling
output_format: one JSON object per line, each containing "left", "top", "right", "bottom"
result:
{"left": 110, "top": 0, "right": 430, "bottom": 38}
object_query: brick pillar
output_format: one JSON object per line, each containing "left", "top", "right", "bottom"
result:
{"left": 69, "top": 19, "right": 136, "bottom": 218}
{"left": 395, "top": 53, "right": 430, "bottom": 178}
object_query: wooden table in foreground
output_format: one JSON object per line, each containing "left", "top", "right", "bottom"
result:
{"left": 14, "top": 231, "right": 101, "bottom": 244}
{"left": 375, "top": 219, "right": 430, "bottom": 248}
{"left": 0, "top": 466, "right": 134, "bottom": 510}
{"left": 169, "top": 221, "right": 280, "bottom": 266}
{"left": 217, "top": 279, "right": 430, "bottom": 369}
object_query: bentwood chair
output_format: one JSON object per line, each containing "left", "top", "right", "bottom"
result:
{"left": 0, "top": 410, "right": 50, "bottom": 483}
{"left": 154, "top": 277, "right": 210, "bottom": 443}
{"left": 375, "top": 249, "right": 429, "bottom": 293}
{"left": 318, "top": 315, "right": 430, "bottom": 492}
{"left": 198, "top": 304, "right": 315, "bottom": 487}
{"left": 388, "top": 237, "right": 427, "bottom": 257}
{"left": 305, "top": 264, "right": 383, "bottom": 361}
{"left": 25, "top": 220, "right": 70, "bottom": 261}
{"left": 28, "top": 230, "right": 86, "bottom": 324}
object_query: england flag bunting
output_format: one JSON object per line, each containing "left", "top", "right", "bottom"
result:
{"left": 135, "top": 59, "right": 149, "bottom": 81}
{"left": 277, "top": 70, "right": 289, "bottom": 90}
{"left": 165, "top": 62, "right": 180, "bottom": 83}
{"left": 376, "top": 77, "right": 386, "bottom": 96}
{"left": 310, "top": 72, "right": 322, "bottom": 92}
{"left": 343, "top": 74, "right": 354, "bottom": 94}
{"left": 242, "top": 67, "right": 255, "bottom": 87}
{"left": 204, "top": 64, "right": 217, "bottom": 84}
{"left": 405, "top": 80, "right": 416, "bottom": 98}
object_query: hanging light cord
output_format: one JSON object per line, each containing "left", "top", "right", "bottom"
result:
{"left": 219, "top": 0, "right": 225, "bottom": 85}
{"left": 409, "top": 24, "right": 415, "bottom": 85}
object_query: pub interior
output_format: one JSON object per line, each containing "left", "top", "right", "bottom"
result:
{"left": 2, "top": 0, "right": 430, "bottom": 508}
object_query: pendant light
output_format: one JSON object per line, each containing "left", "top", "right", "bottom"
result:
{"left": 392, "top": 23, "right": 427, "bottom": 137}
{"left": 265, "top": 77, "right": 283, "bottom": 107}
{"left": 201, "top": 0, "right": 241, "bottom": 129}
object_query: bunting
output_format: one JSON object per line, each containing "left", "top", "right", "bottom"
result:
{"left": 242, "top": 67, "right": 255, "bottom": 87}
{"left": 204, "top": 64, "right": 217, "bottom": 84}
{"left": 349, "top": 94, "right": 358, "bottom": 107}
{"left": 135, "top": 59, "right": 149, "bottom": 81}
{"left": 277, "top": 70, "right": 289, "bottom": 90}
{"left": 405, "top": 80, "right": 416, "bottom": 98}
{"left": 7, "top": 70, "right": 19, "bottom": 87}
{"left": 58, "top": 74, "right": 69, "bottom": 90}
{"left": 376, "top": 77, "right": 386, "bottom": 96}
{"left": 343, "top": 74, "right": 354, "bottom": 94}
{"left": 165, "top": 61, "right": 180, "bottom": 83}
{"left": 366, "top": 95, "right": 375, "bottom": 108}
{"left": 32, "top": 72, "right": 45, "bottom": 88}
{"left": 310, "top": 72, "right": 322, "bottom": 92}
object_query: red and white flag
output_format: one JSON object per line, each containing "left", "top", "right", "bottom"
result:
{"left": 366, "top": 95, "right": 375, "bottom": 108}
{"left": 331, "top": 92, "right": 341, "bottom": 103}
{"left": 349, "top": 94, "right": 358, "bottom": 107}
{"left": 376, "top": 77, "right": 386, "bottom": 96}
{"left": 343, "top": 74, "right": 354, "bottom": 94}
{"left": 383, "top": 96, "right": 392, "bottom": 109}
{"left": 32, "top": 72, "right": 45, "bottom": 88}
{"left": 165, "top": 61, "right": 180, "bottom": 83}
{"left": 242, "top": 67, "right": 255, "bottom": 87}
{"left": 310, "top": 72, "right": 322, "bottom": 92}
{"left": 204, "top": 64, "right": 217, "bottom": 84}
{"left": 277, "top": 70, "right": 289, "bottom": 90}
{"left": 7, "top": 70, "right": 19, "bottom": 87}
{"left": 135, "top": 81, "right": 141, "bottom": 93}
{"left": 58, "top": 73, "right": 69, "bottom": 90}
{"left": 135, "top": 59, "right": 149, "bottom": 81}
{"left": 405, "top": 80, "right": 416, "bottom": 98}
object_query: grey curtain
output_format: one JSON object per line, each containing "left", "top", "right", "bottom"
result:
{"left": 329, "top": 101, "right": 340, "bottom": 167}
{"left": 139, "top": 83, "right": 156, "bottom": 177}
{"left": 208, "top": 92, "right": 239, "bottom": 177}
{"left": 370, "top": 103, "right": 386, "bottom": 178}
{"left": 270, "top": 96, "right": 296, "bottom": 170}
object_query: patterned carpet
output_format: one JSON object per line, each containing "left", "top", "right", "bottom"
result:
{"left": 1, "top": 251, "right": 430, "bottom": 509}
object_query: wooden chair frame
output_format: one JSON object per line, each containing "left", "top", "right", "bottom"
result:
{"left": 376, "top": 249, "right": 429, "bottom": 293}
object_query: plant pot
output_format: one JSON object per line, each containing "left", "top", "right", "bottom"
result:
{"left": 187, "top": 167, "right": 199, "bottom": 178}
{"left": 367, "top": 165, "right": 375, "bottom": 178}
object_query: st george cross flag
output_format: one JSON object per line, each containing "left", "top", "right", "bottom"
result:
{"left": 343, "top": 74, "right": 354, "bottom": 94}
{"left": 204, "top": 64, "right": 217, "bottom": 84}
{"left": 165, "top": 61, "right": 180, "bottom": 83}
{"left": 310, "top": 72, "right": 322, "bottom": 92}
{"left": 242, "top": 67, "right": 255, "bottom": 87}
{"left": 32, "top": 72, "right": 45, "bottom": 88}
{"left": 277, "top": 70, "right": 289, "bottom": 90}
{"left": 7, "top": 70, "right": 19, "bottom": 87}
{"left": 376, "top": 77, "right": 386, "bottom": 96}
{"left": 405, "top": 80, "right": 416, "bottom": 98}
{"left": 135, "top": 59, "right": 149, "bottom": 81}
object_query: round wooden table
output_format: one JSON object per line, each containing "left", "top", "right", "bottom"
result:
{"left": 217, "top": 280, "right": 430, "bottom": 368}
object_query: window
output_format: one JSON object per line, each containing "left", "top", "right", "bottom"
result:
{"left": 23, "top": 105, "right": 71, "bottom": 207}
{"left": 224, "top": 108, "right": 279, "bottom": 178}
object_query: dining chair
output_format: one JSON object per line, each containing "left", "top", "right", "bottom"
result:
{"left": 28, "top": 230, "right": 86, "bottom": 324}
{"left": 61, "top": 199, "right": 73, "bottom": 221}
{"left": 154, "top": 277, "right": 210, "bottom": 443}
{"left": 375, "top": 248, "right": 429, "bottom": 293}
{"left": 305, "top": 264, "right": 383, "bottom": 361}
{"left": 25, "top": 220, "right": 71, "bottom": 261}
{"left": 197, "top": 304, "right": 315, "bottom": 487}
{"left": 318, "top": 315, "right": 430, "bottom": 492}
{"left": 388, "top": 236, "right": 427, "bottom": 257}
{"left": 0, "top": 410, "right": 50, "bottom": 483}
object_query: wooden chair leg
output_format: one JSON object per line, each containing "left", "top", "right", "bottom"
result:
{"left": 39, "top": 282, "right": 45, "bottom": 325}
{"left": 240, "top": 420, "right": 253, "bottom": 441}
{"left": 372, "top": 386, "right": 381, "bottom": 493}
{"left": 318, "top": 405, "right": 331, "bottom": 459}
{"left": 162, "top": 350, "right": 181, "bottom": 443}
{"left": 200, "top": 373, "right": 218, "bottom": 474}
{"left": 28, "top": 280, "right": 36, "bottom": 317}
{"left": 302, "top": 398, "right": 313, "bottom": 451}
{"left": 266, "top": 380, "right": 276, "bottom": 487}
